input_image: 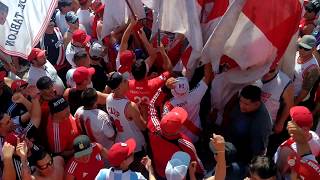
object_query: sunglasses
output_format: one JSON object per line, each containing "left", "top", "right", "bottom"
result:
{"left": 298, "top": 45, "right": 311, "bottom": 51}
{"left": 37, "top": 158, "right": 53, "bottom": 170}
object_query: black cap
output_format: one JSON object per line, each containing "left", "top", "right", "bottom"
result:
{"left": 106, "top": 72, "right": 123, "bottom": 90}
{"left": 36, "top": 76, "right": 53, "bottom": 90}
{"left": 65, "top": 12, "right": 78, "bottom": 24}
{"left": 209, "top": 141, "right": 237, "bottom": 165}
{"left": 48, "top": 96, "right": 69, "bottom": 113}
{"left": 306, "top": 0, "right": 320, "bottom": 13}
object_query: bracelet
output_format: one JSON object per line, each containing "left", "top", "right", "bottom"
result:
{"left": 301, "top": 152, "right": 312, "bottom": 157}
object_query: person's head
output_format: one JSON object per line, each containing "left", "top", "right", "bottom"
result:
{"left": 27, "top": 48, "right": 47, "bottom": 67}
{"left": 11, "top": 80, "right": 28, "bottom": 94}
{"left": 78, "top": 0, "right": 91, "bottom": 8}
{"left": 298, "top": 35, "right": 316, "bottom": 57}
{"left": 261, "top": 67, "right": 279, "bottom": 82}
{"left": 46, "top": 15, "right": 56, "bottom": 33}
{"left": 165, "top": 151, "right": 191, "bottom": 180}
{"left": 93, "top": 4, "right": 105, "bottom": 20}
{"left": 304, "top": 0, "right": 320, "bottom": 19}
{"left": 119, "top": 50, "right": 135, "bottom": 73}
{"left": 131, "top": 59, "right": 147, "bottom": 81}
{"left": 0, "top": 113, "right": 14, "bottom": 136}
{"left": 0, "top": 71, "right": 6, "bottom": 91}
{"left": 73, "top": 50, "right": 90, "bottom": 67}
{"left": 171, "top": 77, "right": 189, "bottom": 98}
{"left": 81, "top": 88, "right": 97, "bottom": 109}
{"left": 58, "top": 0, "right": 72, "bottom": 14}
{"left": 73, "top": 66, "right": 95, "bottom": 88}
{"left": 106, "top": 72, "right": 129, "bottom": 94}
{"left": 239, "top": 85, "right": 262, "bottom": 113}
{"left": 209, "top": 141, "right": 237, "bottom": 166}
{"left": 89, "top": 42, "right": 105, "bottom": 62}
{"left": 160, "top": 107, "right": 188, "bottom": 138}
{"left": 107, "top": 138, "right": 136, "bottom": 169}
{"left": 289, "top": 106, "right": 313, "bottom": 137}
{"left": 48, "top": 96, "right": 70, "bottom": 120}
{"left": 249, "top": 156, "right": 276, "bottom": 180}
{"left": 73, "top": 135, "right": 93, "bottom": 163}
{"left": 34, "top": 147, "right": 54, "bottom": 176}
{"left": 0, "top": 2, "right": 8, "bottom": 25}
{"left": 91, "top": 0, "right": 103, "bottom": 12}
{"left": 36, "top": 76, "right": 56, "bottom": 101}
{"left": 65, "top": 11, "right": 79, "bottom": 30}
{"left": 72, "top": 29, "right": 91, "bottom": 48}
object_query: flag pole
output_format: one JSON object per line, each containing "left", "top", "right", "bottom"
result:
{"left": 156, "top": 1, "right": 161, "bottom": 46}
{"left": 124, "top": 0, "right": 137, "bottom": 20}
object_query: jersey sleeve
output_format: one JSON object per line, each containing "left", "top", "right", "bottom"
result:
{"left": 149, "top": 71, "right": 171, "bottom": 91}
{"left": 188, "top": 80, "right": 208, "bottom": 104}
{"left": 147, "top": 88, "right": 163, "bottom": 133}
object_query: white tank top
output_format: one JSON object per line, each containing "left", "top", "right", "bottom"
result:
{"left": 106, "top": 94, "right": 145, "bottom": 152}
{"left": 261, "top": 71, "right": 291, "bottom": 122}
{"left": 293, "top": 55, "right": 319, "bottom": 97}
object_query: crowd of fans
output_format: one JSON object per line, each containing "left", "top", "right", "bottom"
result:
{"left": 0, "top": 0, "right": 320, "bottom": 179}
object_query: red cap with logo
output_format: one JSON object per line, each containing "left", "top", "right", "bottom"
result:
{"left": 72, "top": 29, "right": 91, "bottom": 46}
{"left": 288, "top": 154, "right": 320, "bottom": 180}
{"left": 160, "top": 107, "right": 188, "bottom": 135}
{"left": 290, "top": 106, "right": 313, "bottom": 128}
{"left": 27, "top": 48, "right": 46, "bottom": 61}
{"left": 107, "top": 138, "right": 136, "bottom": 167}
{"left": 11, "top": 80, "right": 28, "bottom": 91}
{"left": 73, "top": 66, "right": 95, "bottom": 84}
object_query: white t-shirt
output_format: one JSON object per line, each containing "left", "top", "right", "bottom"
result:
{"left": 95, "top": 168, "right": 146, "bottom": 180}
{"left": 55, "top": 10, "right": 69, "bottom": 35}
{"left": 75, "top": 107, "right": 115, "bottom": 149}
{"left": 76, "top": 9, "right": 94, "bottom": 36}
{"left": 27, "top": 61, "right": 65, "bottom": 95}
{"left": 65, "top": 43, "right": 86, "bottom": 68}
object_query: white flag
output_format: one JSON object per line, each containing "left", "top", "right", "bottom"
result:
{"left": 0, "top": 0, "right": 58, "bottom": 59}
{"left": 101, "top": 0, "right": 145, "bottom": 38}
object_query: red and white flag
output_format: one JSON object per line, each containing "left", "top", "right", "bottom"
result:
{"left": 201, "top": 0, "right": 303, "bottom": 124}
{"left": 101, "top": 0, "right": 145, "bottom": 38}
{"left": 0, "top": 0, "right": 57, "bottom": 59}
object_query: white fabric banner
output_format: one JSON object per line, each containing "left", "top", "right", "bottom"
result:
{"left": 0, "top": 0, "right": 57, "bottom": 59}
{"left": 101, "top": 0, "right": 146, "bottom": 38}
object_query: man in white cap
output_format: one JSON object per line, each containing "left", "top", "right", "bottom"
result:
{"left": 163, "top": 63, "right": 213, "bottom": 142}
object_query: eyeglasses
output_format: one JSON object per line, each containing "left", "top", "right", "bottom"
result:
{"left": 37, "top": 158, "right": 53, "bottom": 170}
{"left": 298, "top": 45, "right": 311, "bottom": 51}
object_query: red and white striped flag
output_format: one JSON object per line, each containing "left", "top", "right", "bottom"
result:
{"left": 101, "top": 0, "right": 146, "bottom": 38}
{"left": 201, "top": 0, "right": 303, "bottom": 124}
{"left": 0, "top": 0, "right": 57, "bottom": 59}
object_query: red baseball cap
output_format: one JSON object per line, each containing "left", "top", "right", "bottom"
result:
{"left": 160, "top": 107, "right": 188, "bottom": 135}
{"left": 72, "top": 29, "right": 91, "bottom": 46}
{"left": 73, "top": 66, "right": 95, "bottom": 84}
{"left": 0, "top": 71, "right": 6, "bottom": 81}
{"left": 107, "top": 138, "right": 136, "bottom": 167}
{"left": 289, "top": 106, "right": 313, "bottom": 128}
{"left": 120, "top": 50, "right": 135, "bottom": 67}
{"left": 95, "top": 4, "right": 105, "bottom": 16}
{"left": 288, "top": 154, "right": 320, "bottom": 180}
{"left": 11, "top": 80, "right": 28, "bottom": 91}
{"left": 27, "top": 48, "right": 46, "bottom": 61}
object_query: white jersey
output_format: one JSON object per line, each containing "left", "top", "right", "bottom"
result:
{"left": 293, "top": 54, "right": 319, "bottom": 97}
{"left": 75, "top": 107, "right": 115, "bottom": 149}
{"left": 27, "top": 60, "right": 65, "bottom": 95}
{"left": 76, "top": 9, "right": 94, "bottom": 36}
{"left": 55, "top": 10, "right": 69, "bottom": 35}
{"left": 106, "top": 94, "right": 145, "bottom": 152}
{"left": 261, "top": 71, "right": 291, "bottom": 122}
{"left": 166, "top": 80, "right": 208, "bottom": 142}
{"left": 95, "top": 168, "right": 146, "bottom": 180}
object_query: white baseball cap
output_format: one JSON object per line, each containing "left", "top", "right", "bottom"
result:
{"left": 165, "top": 151, "right": 191, "bottom": 180}
{"left": 171, "top": 77, "right": 189, "bottom": 98}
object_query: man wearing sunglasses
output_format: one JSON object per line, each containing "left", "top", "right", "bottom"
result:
{"left": 293, "top": 35, "right": 320, "bottom": 109}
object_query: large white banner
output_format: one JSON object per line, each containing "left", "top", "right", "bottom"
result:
{"left": 0, "top": 0, "right": 57, "bottom": 59}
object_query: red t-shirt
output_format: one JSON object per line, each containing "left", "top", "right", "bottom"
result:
{"left": 66, "top": 143, "right": 105, "bottom": 180}
{"left": 127, "top": 71, "right": 170, "bottom": 105}
{"left": 46, "top": 115, "right": 80, "bottom": 154}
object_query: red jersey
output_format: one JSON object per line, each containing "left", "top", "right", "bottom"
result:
{"left": 46, "top": 115, "right": 80, "bottom": 154}
{"left": 127, "top": 71, "right": 170, "bottom": 105}
{"left": 66, "top": 143, "right": 105, "bottom": 180}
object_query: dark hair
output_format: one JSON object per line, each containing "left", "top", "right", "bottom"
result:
{"left": 36, "top": 76, "right": 53, "bottom": 90}
{"left": 132, "top": 59, "right": 147, "bottom": 81}
{"left": 240, "top": 85, "right": 261, "bottom": 102}
{"left": 249, "top": 156, "right": 276, "bottom": 179}
{"left": 81, "top": 88, "right": 97, "bottom": 108}
{"left": 73, "top": 50, "right": 88, "bottom": 65}
{"left": 32, "top": 145, "right": 48, "bottom": 163}
{"left": 0, "top": 112, "right": 4, "bottom": 122}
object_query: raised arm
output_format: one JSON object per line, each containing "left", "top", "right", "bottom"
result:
{"left": 137, "top": 29, "right": 157, "bottom": 68}
{"left": 119, "top": 18, "right": 138, "bottom": 53}
{"left": 158, "top": 45, "right": 173, "bottom": 71}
